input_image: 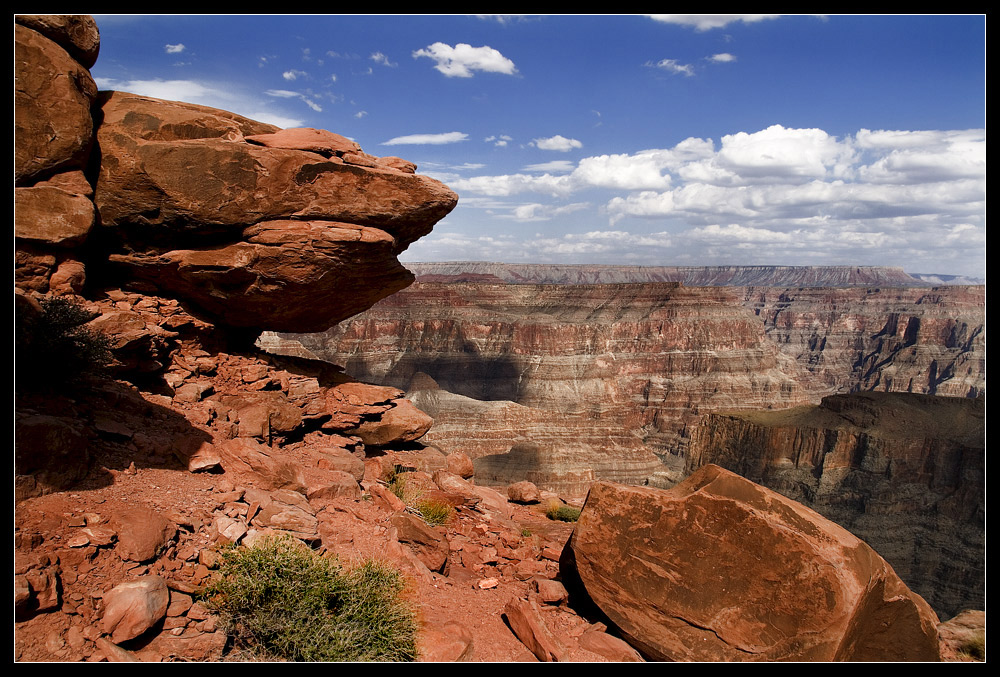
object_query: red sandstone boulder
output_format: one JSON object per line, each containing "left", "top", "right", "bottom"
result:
{"left": 100, "top": 576, "right": 170, "bottom": 643}
{"left": 418, "top": 620, "right": 475, "bottom": 661}
{"left": 49, "top": 259, "right": 87, "bottom": 295}
{"left": 15, "top": 186, "right": 95, "bottom": 247}
{"left": 248, "top": 488, "right": 319, "bottom": 541}
{"left": 390, "top": 512, "right": 450, "bottom": 573}
{"left": 350, "top": 399, "right": 434, "bottom": 446}
{"left": 216, "top": 438, "right": 306, "bottom": 492}
{"left": 446, "top": 451, "right": 475, "bottom": 479}
{"left": 562, "top": 465, "right": 941, "bottom": 661}
{"left": 937, "top": 609, "right": 986, "bottom": 661}
{"left": 15, "top": 23, "right": 98, "bottom": 184}
{"left": 578, "top": 625, "right": 644, "bottom": 662}
{"left": 508, "top": 480, "right": 541, "bottom": 504}
{"left": 15, "top": 15, "right": 101, "bottom": 68}
{"left": 114, "top": 508, "right": 177, "bottom": 562}
{"left": 503, "top": 597, "right": 565, "bottom": 661}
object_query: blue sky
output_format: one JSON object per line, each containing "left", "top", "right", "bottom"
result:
{"left": 91, "top": 14, "right": 985, "bottom": 277}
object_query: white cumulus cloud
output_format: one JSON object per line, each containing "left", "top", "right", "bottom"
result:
{"left": 485, "top": 134, "right": 513, "bottom": 147}
{"left": 413, "top": 42, "right": 517, "bottom": 78}
{"left": 370, "top": 52, "right": 396, "bottom": 67}
{"left": 164, "top": 43, "right": 185, "bottom": 54}
{"left": 532, "top": 135, "right": 583, "bottom": 152}
{"left": 382, "top": 132, "right": 469, "bottom": 146}
{"left": 648, "top": 15, "right": 781, "bottom": 31}
{"left": 647, "top": 59, "right": 695, "bottom": 76}
{"left": 523, "top": 160, "right": 575, "bottom": 173}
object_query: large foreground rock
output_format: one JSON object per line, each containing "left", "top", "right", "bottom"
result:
{"left": 15, "top": 23, "right": 98, "bottom": 184}
{"left": 562, "top": 465, "right": 941, "bottom": 662}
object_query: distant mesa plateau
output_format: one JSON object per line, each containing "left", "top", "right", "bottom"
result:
{"left": 15, "top": 14, "right": 984, "bottom": 662}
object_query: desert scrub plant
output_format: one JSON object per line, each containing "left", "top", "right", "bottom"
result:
{"left": 202, "top": 535, "right": 416, "bottom": 662}
{"left": 16, "top": 294, "right": 112, "bottom": 390}
{"left": 384, "top": 464, "right": 429, "bottom": 507}
{"left": 958, "top": 631, "right": 985, "bottom": 661}
{"left": 384, "top": 464, "right": 412, "bottom": 502}
{"left": 415, "top": 499, "right": 454, "bottom": 527}
{"left": 545, "top": 500, "right": 581, "bottom": 523}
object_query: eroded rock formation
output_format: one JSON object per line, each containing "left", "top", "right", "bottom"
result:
{"left": 90, "top": 93, "right": 456, "bottom": 333}
{"left": 15, "top": 14, "right": 457, "bottom": 334}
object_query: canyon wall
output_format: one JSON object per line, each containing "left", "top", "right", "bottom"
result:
{"left": 687, "top": 392, "right": 985, "bottom": 618}
{"left": 288, "top": 282, "right": 834, "bottom": 491}
{"left": 744, "top": 286, "right": 985, "bottom": 398}
{"left": 406, "top": 262, "right": 928, "bottom": 287}
{"left": 289, "top": 279, "right": 984, "bottom": 488}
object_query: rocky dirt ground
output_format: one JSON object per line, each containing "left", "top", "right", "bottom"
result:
{"left": 14, "top": 292, "right": 639, "bottom": 663}
{"left": 14, "top": 459, "right": 602, "bottom": 662}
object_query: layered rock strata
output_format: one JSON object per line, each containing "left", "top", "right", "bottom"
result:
{"left": 687, "top": 392, "right": 985, "bottom": 618}
{"left": 744, "top": 286, "right": 985, "bottom": 398}
{"left": 406, "top": 376, "right": 665, "bottom": 497}
{"left": 294, "top": 283, "right": 824, "bottom": 493}
{"left": 407, "top": 262, "right": 928, "bottom": 287}
{"left": 562, "top": 466, "right": 942, "bottom": 662}
{"left": 290, "top": 282, "right": 983, "bottom": 490}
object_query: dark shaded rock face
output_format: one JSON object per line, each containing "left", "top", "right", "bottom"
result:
{"left": 562, "top": 466, "right": 941, "bottom": 662}
{"left": 687, "top": 392, "right": 985, "bottom": 619}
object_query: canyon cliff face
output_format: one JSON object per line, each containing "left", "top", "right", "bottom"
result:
{"left": 687, "top": 392, "right": 985, "bottom": 618}
{"left": 289, "top": 282, "right": 829, "bottom": 493}
{"left": 288, "top": 279, "right": 984, "bottom": 492}
{"left": 406, "top": 262, "right": 928, "bottom": 287}
{"left": 744, "top": 286, "right": 985, "bottom": 398}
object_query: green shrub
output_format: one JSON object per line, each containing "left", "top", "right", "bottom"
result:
{"left": 16, "top": 295, "right": 111, "bottom": 390}
{"left": 203, "top": 535, "right": 416, "bottom": 662}
{"left": 416, "top": 499, "right": 454, "bottom": 527}
{"left": 388, "top": 471, "right": 408, "bottom": 502}
{"left": 384, "top": 464, "right": 413, "bottom": 502}
{"left": 545, "top": 502, "right": 581, "bottom": 523}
